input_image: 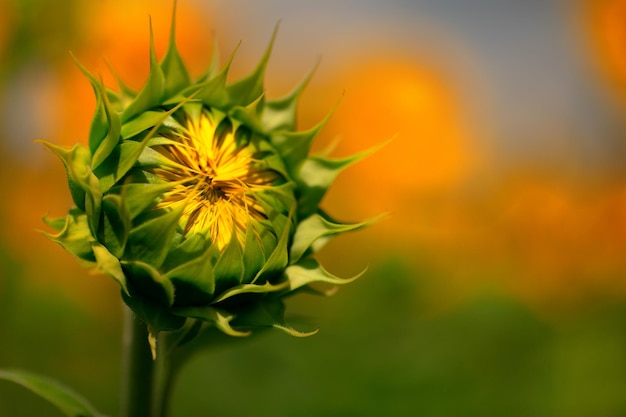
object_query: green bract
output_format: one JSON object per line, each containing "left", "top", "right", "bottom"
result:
{"left": 42, "top": 9, "right": 375, "bottom": 352}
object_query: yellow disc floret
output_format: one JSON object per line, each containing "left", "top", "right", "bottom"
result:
{"left": 151, "top": 109, "right": 279, "bottom": 250}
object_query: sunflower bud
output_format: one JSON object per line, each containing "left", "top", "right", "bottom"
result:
{"left": 41, "top": 8, "right": 376, "bottom": 347}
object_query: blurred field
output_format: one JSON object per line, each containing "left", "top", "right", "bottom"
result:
{"left": 3, "top": 0, "right": 626, "bottom": 415}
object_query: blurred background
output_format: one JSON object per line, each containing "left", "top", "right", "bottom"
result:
{"left": 2, "top": 0, "right": 626, "bottom": 415}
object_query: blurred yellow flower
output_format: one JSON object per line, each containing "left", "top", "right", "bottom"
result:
{"left": 324, "top": 58, "right": 479, "bottom": 220}
{"left": 583, "top": 0, "right": 626, "bottom": 108}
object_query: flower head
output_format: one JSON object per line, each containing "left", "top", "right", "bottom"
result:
{"left": 41, "top": 5, "right": 377, "bottom": 351}
{"left": 150, "top": 107, "right": 285, "bottom": 249}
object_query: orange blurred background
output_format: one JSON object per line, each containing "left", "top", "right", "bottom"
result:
{"left": 2, "top": 0, "right": 625, "bottom": 312}
{"left": 3, "top": 0, "right": 626, "bottom": 415}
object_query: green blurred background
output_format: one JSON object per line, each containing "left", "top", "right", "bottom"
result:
{"left": 3, "top": 0, "right": 626, "bottom": 415}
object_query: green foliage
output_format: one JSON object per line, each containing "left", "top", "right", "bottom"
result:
{"left": 0, "top": 370, "right": 105, "bottom": 417}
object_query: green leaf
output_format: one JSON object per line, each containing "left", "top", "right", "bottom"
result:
{"left": 92, "top": 243, "right": 129, "bottom": 295}
{"left": 161, "top": 0, "right": 191, "bottom": 99}
{"left": 0, "top": 369, "right": 104, "bottom": 417}
{"left": 121, "top": 19, "right": 165, "bottom": 122}
{"left": 226, "top": 23, "right": 279, "bottom": 106}
{"left": 126, "top": 206, "right": 182, "bottom": 268}
{"left": 173, "top": 306, "right": 250, "bottom": 337}
{"left": 165, "top": 246, "right": 216, "bottom": 306}
{"left": 289, "top": 212, "right": 379, "bottom": 264}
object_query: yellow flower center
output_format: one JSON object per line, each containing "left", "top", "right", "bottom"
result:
{"left": 150, "top": 110, "right": 279, "bottom": 250}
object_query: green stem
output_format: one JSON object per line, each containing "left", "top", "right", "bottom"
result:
{"left": 120, "top": 307, "right": 154, "bottom": 417}
{"left": 152, "top": 320, "right": 206, "bottom": 417}
{"left": 153, "top": 336, "right": 176, "bottom": 417}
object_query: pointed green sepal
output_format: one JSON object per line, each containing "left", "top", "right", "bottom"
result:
{"left": 98, "top": 97, "right": 194, "bottom": 191}
{"left": 121, "top": 19, "right": 165, "bottom": 122}
{"left": 213, "top": 226, "right": 245, "bottom": 293}
{"left": 252, "top": 182, "right": 296, "bottom": 218}
{"left": 196, "top": 35, "right": 221, "bottom": 84}
{"left": 242, "top": 222, "right": 266, "bottom": 283}
{"left": 173, "top": 306, "right": 251, "bottom": 337}
{"left": 226, "top": 23, "right": 279, "bottom": 106}
{"left": 297, "top": 143, "right": 383, "bottom": 218}
{"left": 231, "top": 298, "right": 317, "bottom": 337}
{"left": 121, "top": 110, "right": 168, "bottom": 140}
{"left": 163, "top": 233, "right": 214, "bottom": 271}
{"left": 289, "top": 212, "right": 382, "bottom": 264}
{"left": 193, "top": 42, "right": 240, "bottom": 109}
{"left": 160, "top": 0, "right": 191, "bottom": 98}
{"left": 114, "top": 182, "right": 175, "bottom": 220}
{"left": 92, "top": 242, "right": 129, "bottom": 295}
{"left": 229, "top": 95, "right": 265, "bottom": 134}
{"left": 101, "top": 194, "right": 130, "bottom": 258}
{"left": 263, "top": 60, "right": 319, "bottom": 132}
{"left": 94, "top": 141, "right": 145, "bottom": 192}
{"left": 42, "top": 214, "right": 67, "bottom": 231}
{"left": 92, "top": 78, "right": 122, "bottom": 170}
{"left": 41, "top": 209, "right": 95, "bottom": 262}
{"left": 104, "top": 58, "right": 137, "bottom": 104}
{"left": 165, "top": 246, "right": 216, "bottom": 306}
{"left": 284, "top": 258, "right": 364, "bottom": 294}
{"left": 122, "top": 290, "right": 186, "bottom": 338}
{"left": 269, "top": 107, "right": 333, "bottom": 177}
{"left": 82, "top": 168, "right": 102, "bottom": 235}
{"left": 122, "top": 260, "right": 175, "bottom": 307}
{"left": 252, "top": 206, "right": 294, "bottom": 283}
{"left": 70, "top": 53, "right": 108, "bottom": 156}
{"left": 38, "top": 141, "right": 90, "bottom": 211}
{"left": 211, "top": 281, "right": 289, "bottom": 305}
{"left": 125, "top": 206, "right": 182, "bottom": 268}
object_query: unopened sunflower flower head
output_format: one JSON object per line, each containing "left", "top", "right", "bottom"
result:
{"left": 41, "top": 8, "right": 379, "bottom": 352}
